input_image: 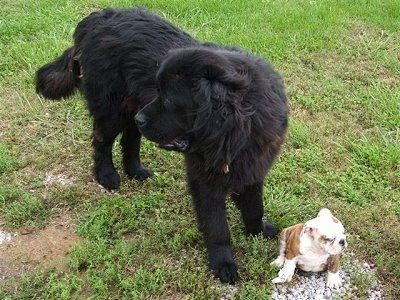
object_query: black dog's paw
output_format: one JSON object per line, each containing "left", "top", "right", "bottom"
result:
{"left": 126, "top": 165, "right": 153, "bottom": 181}
{"left": 212, "top": 261, "right": 239, "bottom": 284}
{"left": 96, "top": 170, "right": 121, "bottom": 190}
{"left": 262, "top": 220, "right": 278, "bottom": 238}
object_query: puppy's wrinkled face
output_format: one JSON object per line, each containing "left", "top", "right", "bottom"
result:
{"left": 304, "top": 208, "right": 347, "bottom": 255}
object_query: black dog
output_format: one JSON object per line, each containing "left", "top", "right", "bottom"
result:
{"left": 135, "top": 48, "right": 288, "bottom": 283}
{"left": 36, "top": 7, "right": 288, "bottom": 284}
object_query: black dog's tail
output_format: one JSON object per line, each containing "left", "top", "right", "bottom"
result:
{"left": 36, "top": 47, "right": 81, "bottom": 100}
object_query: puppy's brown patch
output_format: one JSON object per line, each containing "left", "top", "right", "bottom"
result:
{"left": 327, "top": 254, "right": 341, "bottom": 273}
{"left": 319, "top": 235, "right": 334, "bottom": 244}
{"left": 283, "top": 223, "right": 304, "bottom": 259}
{"left": 319, "top": 262, "right": 328, "bottom": 271}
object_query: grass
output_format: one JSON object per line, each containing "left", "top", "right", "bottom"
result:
{"left": 0, "top": 0, "right": 399, "bottom": 298}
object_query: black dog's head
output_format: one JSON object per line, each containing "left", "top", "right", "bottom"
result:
{"left": 135, "top": 47, "right": 254, "bottom": 170}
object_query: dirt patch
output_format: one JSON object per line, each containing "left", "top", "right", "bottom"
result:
{"left": 0, "top": 213, "right": 82, "bottom": 283}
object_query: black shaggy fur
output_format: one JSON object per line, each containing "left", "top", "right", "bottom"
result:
{"left": 36, "top": 8, "right": 199, "bottom": 189}
{"left": 36, "top": 7, "right": 288, "bottom": 284}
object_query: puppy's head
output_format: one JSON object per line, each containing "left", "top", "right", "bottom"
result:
{"left": 303, "top": 208, "right": 347, "bottom": 255}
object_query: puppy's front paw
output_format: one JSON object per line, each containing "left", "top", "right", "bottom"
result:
{"left": 212, "top": 261, "right": 239, "bottom": 285}
{"left": 271, "top": 259, "right": 296, "bottom": 284}
{"left": 271, "top": 271, "right": 293, "bottom": 284}
{"left": 271, "top": 276, "right": 287, "bottom": 284}
{"left": 326, "top": 271, "right": 342, "bottom": 289}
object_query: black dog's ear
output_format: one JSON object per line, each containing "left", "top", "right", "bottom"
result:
{"left": 196, "top": 50, "right": 251, "bottom": 97}
{"left": 190, "top": 50, "right": 254, "bottom": 173}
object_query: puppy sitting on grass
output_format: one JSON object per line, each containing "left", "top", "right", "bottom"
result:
{"left": 271, "top": 208, "right": 347, "bottom": 288}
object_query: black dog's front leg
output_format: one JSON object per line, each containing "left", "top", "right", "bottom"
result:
{"left": 232, "top": 182, "right": 278, "bottom": 238}
{"left": 121, "top": 122, "right": 153, "bottom": 181}
{"left": 188, "top": 179, "right": 238, "bottom": 284}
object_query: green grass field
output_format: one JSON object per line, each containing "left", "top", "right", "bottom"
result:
{"left": 1, "top": 0, "right": 399, "bottom": 299}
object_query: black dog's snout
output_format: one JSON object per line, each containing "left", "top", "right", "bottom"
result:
{"left": 339, "top": 239, "right": 346, "bottom": 247}
{"left": 134, "top": 112, "right": 147, "bottom": 127}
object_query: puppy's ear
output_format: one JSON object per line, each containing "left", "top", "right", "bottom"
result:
{"left": 303, "top": 224, "right": 318, "bottom": 237}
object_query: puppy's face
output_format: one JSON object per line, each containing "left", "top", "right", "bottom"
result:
{"left": 303, "top": 208, "right": 347, "bottom": 255}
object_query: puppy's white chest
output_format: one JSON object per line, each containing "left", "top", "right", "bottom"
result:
{"left": 295, "top": 239, "right": 330, "bottom": 272}
{"left": 296, "top": 252, "right": 329, "bottom": 272}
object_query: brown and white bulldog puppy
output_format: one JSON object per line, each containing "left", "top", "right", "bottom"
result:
{"left": 270, "top": 208, "right": 347, "bottom": 288}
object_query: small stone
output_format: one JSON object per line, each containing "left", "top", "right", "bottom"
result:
{"left": 325, "top": 289, "right": 332, "bottom": 298}
{"left": 363, "top": 262, "right": 370, "bottom": 270}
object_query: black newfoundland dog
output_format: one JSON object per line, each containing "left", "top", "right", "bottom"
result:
{"left": 36, "top": 7, "right": 288, "bottom": 284}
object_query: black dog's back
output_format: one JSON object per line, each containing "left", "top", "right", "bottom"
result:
{"left": 74, "top": 8, "right": 199, "bottom": 116}
{"left": 37, "top": 8, "right": 198, "bottom": 111}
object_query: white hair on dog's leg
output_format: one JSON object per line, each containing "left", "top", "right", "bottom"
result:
{"left": 272, "top": 258, "right": 297, "bottom": 283}
{"left": 270, "top": 228, "right": 289, "bottom": 268}
{"left": 326, "top": 271, "right": 342, "bottom": 288}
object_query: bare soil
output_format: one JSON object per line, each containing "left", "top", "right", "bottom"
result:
{"left": 0, "top": 213, "right": 82, "bottom": 284}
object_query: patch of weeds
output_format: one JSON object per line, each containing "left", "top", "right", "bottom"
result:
{"left": 287, "top": 118, "right": 310, "bottom": 149}
{"left": 349, "top": 131, "right": 400, "bottom": 173}
{"left": 1, "top": 268, "right": 82, "bottom": 300}
{"left": 237, "top": 235, "right": 276, "bottom": 281}
{"left": 323, "top": 167, "right": 375, "bottom": 207}
{"left": 46, "top": 185, "right": 91, "bottom": 209}
{"left": 164, "top": 226, "right": 201, "bottom": 252}
{"left": 119, "top": 266, "right": 168, "bottom": 298}
{"left": 78, "top": 192, "right": 166, "bottom": 241}
{"left": 352, "top": 83, "right": 400, "bottom": 130}
{"left": 173, "top": 264, "right": 221, "bottom": 299}
{"left": 0, "top": 141, "right": 17, "bottom": 174}
{"left": 343, "top": 258, "right": 378, "bottom": 297}
{"left": 69, "top": 239, "right": 171, "bottom": 299}
{"left": 234, "top": 282, "right": 272, "bottom": 299}
{"left": 0, "top": 185, "right": 49, "bottom": 228}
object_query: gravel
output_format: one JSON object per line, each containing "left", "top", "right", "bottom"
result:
{"left": 0, "top": 231, "right": 12, "bottom": 245}
{"left": 271, "top": 255, "right": 384, "bottom": 300}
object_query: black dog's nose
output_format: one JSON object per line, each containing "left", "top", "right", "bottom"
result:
{"left": 339, "top": 239, "right": 346, "bottom": 247}
{"left": 134, "top": 112, "right": 147, "bottom": 127}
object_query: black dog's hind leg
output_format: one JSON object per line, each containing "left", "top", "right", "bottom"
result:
{"left": 121, "top": 122, "right": 153, "bottom": 180}
{"left": 188, "top": 179, "right": 238, "bottom": 284}
{"left": 231, "top": 182, "right": 278, "bottom": 238}
{"left": 92, "top": 116, "right": 121, "bottom": 190}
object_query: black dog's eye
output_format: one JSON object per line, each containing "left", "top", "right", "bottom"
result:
{"left": 172, "top": 72, "right": 183, "bottom": 80}
{"left": 163, "top": 97, "right": 173, "bottom": 108}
